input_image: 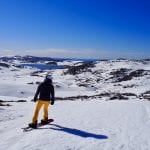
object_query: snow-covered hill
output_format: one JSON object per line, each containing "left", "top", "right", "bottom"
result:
{"left": 0, "top": 56, "right": 150, "bottom": 150}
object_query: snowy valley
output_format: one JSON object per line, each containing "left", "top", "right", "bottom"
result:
{"left": 0, "top": 56, "right": 150, "bottom": 150}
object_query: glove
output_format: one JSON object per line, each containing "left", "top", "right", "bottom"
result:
{"left": 33, "top": 98, "right": 37, "bottom": 102}
{"left": 51, "top": 100, "right": 54, "bottom": 105}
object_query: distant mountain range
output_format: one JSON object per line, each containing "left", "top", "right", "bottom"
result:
{"left": 0, "top": 55, "right": 63, "bottom": 63}
{"left": 0, "top": 55, "right": 150, "bottom": 64}
{"left": 0, "top": 55, "right": 98, "bottom": 63}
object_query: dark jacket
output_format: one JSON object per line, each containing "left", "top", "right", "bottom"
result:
{"left": 34, "top": 79, "right": 55, "bottom": 102}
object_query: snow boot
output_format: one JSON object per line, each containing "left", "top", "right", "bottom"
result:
{"left": 41, "top": 118, "right": 48, "bottom": 125}
{"left": 28, "top": 121, "right": 37, "bottom": 128}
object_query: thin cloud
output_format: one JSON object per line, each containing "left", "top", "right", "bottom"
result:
{"left": 0, "top": 49, "right": 109, "bottom": 58}
{"left": 0, "top": 48, "right": 149, "bottom": 59}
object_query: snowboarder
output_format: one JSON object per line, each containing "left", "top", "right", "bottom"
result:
{"left": 29, "top": 74, "right": 55, "bottom": 128}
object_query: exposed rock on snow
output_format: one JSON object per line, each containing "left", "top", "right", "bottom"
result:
{"left": 109, "top": 68, "right": 150, "bottom": 82}
{"left": 46, "top": 61, "right": 57, "bottom": 65}
{"left": 64, "top": 61, "right": 95, "bottom": 75}
{"left": 109, "top": 68, "right": 131, "bottom": 82}
{"left": 0, "top": 99, "right": 27, "bottom": 106}
{"left": 56, "top": 92, "right": 138, "bottom": 101}
{"left": 141, "top": 91, "right": 150, "bottom": 101}
{"left": 30, "top": 71, "right": 45, "bottom": 77}
{"left": 110, "top": 93, "right": 129, "bottom": 100}
{"left": 0, "top": 62, "right": 10, "bottom": 68}
{"left": 117, "top": 69, "right": 150, "bottom": 82}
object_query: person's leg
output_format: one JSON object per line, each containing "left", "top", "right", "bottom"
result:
{"left": 43, "top": 101, "right": 50, "bottom": 120}
{"left": 32, "top": 100, "right": 43, "bottom": 124}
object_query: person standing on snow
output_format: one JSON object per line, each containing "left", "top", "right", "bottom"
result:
{"left": 29, "top": 74, "right": 55, "bottom": 128}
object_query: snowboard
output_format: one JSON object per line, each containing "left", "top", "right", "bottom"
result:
{"left": 22, "top": 119, "right": 54, "bottom": 132}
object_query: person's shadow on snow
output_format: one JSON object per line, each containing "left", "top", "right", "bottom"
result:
{"left": 44, "top": 124, "right": 108, "bottom": 139}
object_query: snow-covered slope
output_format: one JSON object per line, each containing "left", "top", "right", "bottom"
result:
{"left": 0, "top": 99, "right": 150, "bottom": 150}
{"left": 0, "top": 57, "right": 150, "bottom": 150}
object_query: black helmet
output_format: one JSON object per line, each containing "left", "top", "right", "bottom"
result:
{"left": 44, "top": 74, "right": 52, "bottom": 84}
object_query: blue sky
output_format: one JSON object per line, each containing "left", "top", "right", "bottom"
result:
{"left": 0, "top": 0, "right": 150, "bottom": 58}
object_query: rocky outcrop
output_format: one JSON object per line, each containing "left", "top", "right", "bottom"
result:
{"left": 0, "top": 63, "right": 10, "bottom": 68}
{"left": 64, "top": 62, "right": 95, "bottom": 75}
{"left": 110, "top": 69, "right": 150, "bottom": 82}
{"left": 56, "top": 92, "right": 137, "bottom": 101}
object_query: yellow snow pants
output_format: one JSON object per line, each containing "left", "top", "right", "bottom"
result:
{"left": 32, "top": 100, "right": 50, "bottom": 124}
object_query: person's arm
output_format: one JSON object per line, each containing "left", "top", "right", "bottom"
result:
{"left": 33, "top": 84, "right": 41, "bottom": 102}
{"left": 51, "top": 85, "right": 55, "bottom": 105}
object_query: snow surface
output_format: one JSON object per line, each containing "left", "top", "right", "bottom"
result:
{"left": 0, "top": 59, "right": 150, "bottom": 150}
{"left": 0, "top": 100, "right": 150, "bottom": 150}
